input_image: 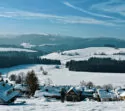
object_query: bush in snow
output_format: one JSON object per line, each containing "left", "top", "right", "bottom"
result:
{"left": 44, "top": 78, "right": 53, "bottom": 86}
{"left": 40, "top": 66, "right": 43, "bottom": 71}
{"left": 42, "top": 71, "right": 48, "bottom": 75}
{"left": 80, "top": 80, "right": 86, "bottom": 86}
{"left": 39, "top": 66, "right": 48, "bottom": 75}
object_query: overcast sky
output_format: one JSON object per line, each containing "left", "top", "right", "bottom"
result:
{"left": 0, "top": 0, "right": 125, "bottom": 38}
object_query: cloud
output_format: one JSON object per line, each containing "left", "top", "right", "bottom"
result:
{"left": 0, "top": 9, "right": 116, "bottom": 26}
{"left": 91, "top": 0, "right": 125, "bottom": 16}
{"left": 0, "top": 11, "right": 64, "bottom": 19}
{"left": 57, "top": 16, "right": 115, "bottom": 26}
{"left": 63, "top": 1, "right": 113, "bottom": 19}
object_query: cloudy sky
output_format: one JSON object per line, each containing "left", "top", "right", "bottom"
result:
{"left": 0, "top": 0, "right": 125, "bottom": 38}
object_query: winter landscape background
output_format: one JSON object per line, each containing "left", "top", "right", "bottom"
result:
{"left": 1, "top": 0, "right": 125, "bottom": 110}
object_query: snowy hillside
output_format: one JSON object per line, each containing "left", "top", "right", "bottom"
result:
{"left": 1, "top": 64, "right": 125, "bottom": 87}
{"left": 41, "top": 47, "right": 125, "bottom": 64}
{"left": 0, "top": 47, "right": 37, "bottom": 52}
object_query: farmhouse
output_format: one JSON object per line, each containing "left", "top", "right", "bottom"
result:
{"left": 66, "top": 87, "right": 81, "bottom": 102}
{"left": 14, "top": 84, "right": 30, "bottom": 97}
{"left": 0, "top": 78, "right": 20, "bottom": 104}
{"left": 97, "top": 89, "right": 117, "bottom": 102}
{"left": 82, "top": 87, "right": 96, "bottom": 99}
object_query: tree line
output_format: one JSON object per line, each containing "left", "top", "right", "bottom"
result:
{"left": 0, "top": 51, "right": 61, "bottom": 68}
{"left": 66, "top": 57, "right": 125, "bottom": 73}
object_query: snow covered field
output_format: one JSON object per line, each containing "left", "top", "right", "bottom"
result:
{"left": 0, "top": 98, "right": 125, "bottom": 111}
{"left": 0, "top": 47, "right": 36, "bottom": 52}
{"left": 41, "top": 47, "right": 125, "bottom": 64}
{"left": 1, "top": 64, "right": 125, "bottom": 87}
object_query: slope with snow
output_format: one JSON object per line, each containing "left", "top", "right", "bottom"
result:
{"left": 1, "top": 64, "right": 125, "bottom": 87}
{"left": 41, "top": 47, "right": 125, "bottom": 64}
{"left": 0, "top": 47, "right": 37, "bottom": 52}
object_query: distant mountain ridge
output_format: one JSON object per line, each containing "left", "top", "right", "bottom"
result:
{"left": 0, "top": 34, "right": 125, "bottom": 53}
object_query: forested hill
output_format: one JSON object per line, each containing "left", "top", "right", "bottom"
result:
{"left": 0, "top": 34, "right": 125, "bottom": 53}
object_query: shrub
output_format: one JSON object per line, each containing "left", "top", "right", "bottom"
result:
{"left": 80, "top": 80, "right": 86, "bottom": 86}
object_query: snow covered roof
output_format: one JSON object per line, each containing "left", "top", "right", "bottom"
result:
{"left": 14, "top": 84, "right": 29, "bottom": 91}
{"left": 97, "top": 89, "right": 117, "bottom": 99}
{"left": 120, "top": 92, "right": 125, "bottom": 97}
{"left": 0, "top": 81, "right": 20, "bottom": 102}
{"left": 75, "top": 86, "right": 83, "bottom": 92}
{"left": 84, "top": 87, "right": 96, "bottom": 92}
{"left": 67, "top": 87, "right": 79, "bottom": 95}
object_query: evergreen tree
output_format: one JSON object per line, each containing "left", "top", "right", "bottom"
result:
{"left": 25, "top": 70, "right": 39, "bottom": 96}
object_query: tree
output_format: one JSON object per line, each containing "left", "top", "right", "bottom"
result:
{"left": 16, "top": 75, "right": 22, "bottom": 84}
{"left": 25, "top": 70, "right": 39, "bottom": 96}
{"left": 44, "top": 78, "right": 53, "bottom": 86}
{"left": 40, "top": 66, "right": 43, "bottom": 71}
{"left": 18, "top": 72, "right": 25, "bottom": 84}
{"left": 86, "top": 81, "right": 94, "bottom": 89}
{"left": 80, "top": 80, "right": 86, "bottom": 86}
{"left": 9, "top": 74, "right": 16, "bottom": 81}
{"left": 0, "top": 72, "right": 2, "bottom": 77}
{"left": 103, "top": 84, "right": 113, "bottom": 91}
{"left": 42, "top": 71, "right": 48, "bottom": 75}
{"left": 60, "top": 88, "right": 66, "bottom": 103}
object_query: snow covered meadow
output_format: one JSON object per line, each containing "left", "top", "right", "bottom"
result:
{"left": 0, "top": 47, "right": 37, "bottom": 52}
{"left": 1, "top": 64, "right": 125, "bottom": 87}
{"left": 41, "top": 47, "right": 125, "bottom": 64}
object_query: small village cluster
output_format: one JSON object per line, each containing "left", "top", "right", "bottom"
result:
{"left": 36, "top": 85, "right": 125, "bottom": 102}
{"left": 1, "top": 76, "right": 125, "bottom": 104}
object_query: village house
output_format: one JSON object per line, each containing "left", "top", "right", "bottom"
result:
{"left": 66, "top": 87, "right": 81, "bottom": 102}
{"left": 115, "top": 88, "right": 125, "bottom": 100}
{"left": 96, "top": 89, "right": 117, "bottom": 102}
{"left": 82, "top": 87, "right": 96, "bottom": 100}
{"left": 14, "top": 84, "right": 30, "bottom": 97}
{"left": 0, "top": 78, "right": 20, "bottom": 104}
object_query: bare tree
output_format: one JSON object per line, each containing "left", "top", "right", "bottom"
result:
{"left": 95, "top": 85, "right": 102, "bottom": 89}
{"left": 45, "top": 78, "right": 53, "bottom": 86}
{"left": 80, "top": 80, "right": 86, "bottom": 86}
{"left": 40, "top": 66, "right": 43, "bottom": 71}
{"left": 103, "top": 84, "right": 113, "bottom": 91}
{"left": 18, "top": 72, "right": 25, "bottom": 84}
